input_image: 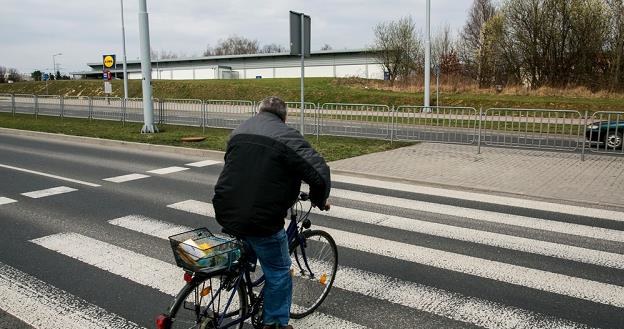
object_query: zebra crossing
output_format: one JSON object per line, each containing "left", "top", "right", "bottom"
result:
{"left": 1, "top": 172, "right": 623, "bottom": 328}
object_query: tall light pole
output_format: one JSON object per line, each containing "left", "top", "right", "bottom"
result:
{"left": 424, "top": 0, "right": 431, "bottom": 109}
{"left": 120, "top": 0, "right": 129, "bottom": 99}
{"left": 52, "top": 53, "right": 62, "bottom": 79}
{"left": 138, "top": 0, "right": 157, "bottom": 133}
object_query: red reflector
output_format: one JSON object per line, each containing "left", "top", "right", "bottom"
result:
{"left": 155, "top": 314, "right": 171, "bottom": 329}
{"left": 183, "top": 272, "right": 193, "bottom": 282}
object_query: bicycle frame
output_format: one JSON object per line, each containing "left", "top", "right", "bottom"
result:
{"left": 190, "top": 204, "right": 316, "bottom": 329}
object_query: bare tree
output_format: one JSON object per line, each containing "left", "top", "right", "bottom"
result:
{"left": 203, "top": 35, "right": 260, "bottom": 56}
{"left": 0, "top": 66, "right": 6, "bottom": 83}
{"left": 260, "top": 43, "right": 287, "bottom": 54}
{"left": 371, "top": 16, "right": 423, "bottom": 84}
{"left": 459, "top": 0, "right": 496, "bottom": 85}
{"left": 607, "top": 0, "right": 624, "bottom": 89}
{"left": 7, "top": 68, "right": 22, "bottom": 82}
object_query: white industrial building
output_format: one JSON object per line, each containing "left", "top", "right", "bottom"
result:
{"left": 72, "top": 49, "right": 386, "bottom": 80}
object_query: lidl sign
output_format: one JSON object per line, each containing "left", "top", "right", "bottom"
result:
{"left": 103, "top": 55, "right": 116, "bottom": 68}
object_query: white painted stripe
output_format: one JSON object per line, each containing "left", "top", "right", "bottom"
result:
{"left": 108, "top": 215, "right": 190, "bottom": 239}
{"left": 32, "top": 233, "right": 181, "bottom": 295}
{"left": 0, "top": 197, "right": 17, "bottom": 205}
{"left": 0, "top": 163, "right": 101, "bottom": 187}
{"left": 103, "top": 173, "right": 150, "bottom": 183}
{"left": 21, "top": 186, "right": 77, "bottom": 198}
{"left": 185, "top": 159, "right": 222, "bottom": 167}
{"left": 147, "top": 166, "right": 189, "bottom": 175}
{"left": 329, "top": 188, "right": 624, "bottom": 243}
{"left": 332, "top": 174, "right": 624, "bottom": 222}
{"left": 31, "top": 233, "right": 366, "bottom": 329}
{"left": 0, "top": 261, "right": 143, "bottom": 329}
{"left": 110, "top": 215, "right": 592, "bottom": 329}
{"left": 318, "top": 226, "right": 624, "bottom": 309}
{"left": 312, "top": 202, "right": 624, "bottom": 270}
{"left": 167, "top": 199, "right": 216, "bottom": 217}
{"left": 166, "top": 201, "right": 624, "bottom": 308}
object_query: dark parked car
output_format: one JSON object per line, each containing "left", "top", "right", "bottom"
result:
{"left": 586, "top": 120, "right": 624, "bottom": 149}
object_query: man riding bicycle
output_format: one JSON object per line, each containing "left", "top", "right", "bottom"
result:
{"left": 212, "top": 96, "right": 331, "bottom": 329}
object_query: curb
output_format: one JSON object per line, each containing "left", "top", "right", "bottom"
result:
{"left": 331, "top": 169, "right": 624, "bottom": 212}
{"left": 0, "top": 127, "right": 226, "bottom": 158}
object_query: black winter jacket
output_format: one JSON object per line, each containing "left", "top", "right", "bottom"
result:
{"left": 212, "top": 111, "right": 331, "bottom": 237}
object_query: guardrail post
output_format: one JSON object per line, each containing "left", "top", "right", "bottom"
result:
{"left": 390, "top": 106, "right": 395, "bottom": 144}
{"left": 121, "top": 98, "right": 126, "bottom": 127}
{"left": 11, "top": 94, "right": 15, "bottom": 116}
{"left": 88, "top": 96, "right": 93, "bottom": 121}
{"left": 60, "top": 96, "right": 65, "bottom": 119}
{"left": 315, "top": 103, "right": 320, "bottom": 142}
{"left": 581, "top": 110, "right": 588, "bottom": 161}
{"left": 34, "top": 95, "right": 39, "bottom": 119}
{"left": 477, "top": 107, "right": 483, "bottom": 154}
{"left": 201, "top": 100, "right": 206, "bottom": 134}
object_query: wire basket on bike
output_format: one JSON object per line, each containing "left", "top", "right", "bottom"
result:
{"left": 169, "top": 228, "right": 242, "bottom": 274}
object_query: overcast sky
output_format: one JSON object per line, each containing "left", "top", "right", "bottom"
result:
{"left": 0, "top": 0, "right": 473, "bottom": 74}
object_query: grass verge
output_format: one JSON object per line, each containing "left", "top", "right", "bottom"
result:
{"left": 0, "top": 112, "right": 414, "bottom": 162}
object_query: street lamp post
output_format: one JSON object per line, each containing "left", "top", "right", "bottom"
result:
{"left": 120, "top": 0, "right": 129, "bottom": 99}
{"left": 52, "top": 53, "right": 62, "bottom": 80}
{"left": 138, "top": 0, "right": 157, "bottom": 133}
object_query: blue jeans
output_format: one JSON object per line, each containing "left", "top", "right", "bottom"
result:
{"left": 243, "top": 229, "right": 292, "bottom": 326}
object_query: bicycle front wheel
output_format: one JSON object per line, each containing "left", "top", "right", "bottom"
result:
{"left": 289, "top": 229, "right": 338, "bottom": 319}
{"left": 166, "top": 273, "right": 247, "bottom": 329}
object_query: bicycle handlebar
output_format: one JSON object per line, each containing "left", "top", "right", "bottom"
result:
{"left": 298, "top": 192, "right": 330, "bottom": 211}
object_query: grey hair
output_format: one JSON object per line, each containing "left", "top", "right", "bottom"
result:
{"left": 258, "top": 96, "right": 287, "bottom": 122}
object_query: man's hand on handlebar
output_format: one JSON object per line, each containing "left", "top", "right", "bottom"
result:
{"left": 312, "top": 201, "right": 331, "bottom": 211}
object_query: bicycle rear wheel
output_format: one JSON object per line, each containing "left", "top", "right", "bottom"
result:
{"left": 289, "top": 229, "right": 338, "bottom": 319}
{"left": 166, "top": 273, "right": 247, "bottom": 329}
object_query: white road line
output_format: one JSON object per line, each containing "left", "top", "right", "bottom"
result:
{"left": 313, "top": 202, "right": 624, "bottom": 270}
{"left": 185, "top": 160, "right": 222, "bottom": 167}
{"left": 147, "top": 166, "right": 190, "bottom": 175}
{"left": 109, "top": 215, "right": 190, "bottom": 239}
{"left": 103, "top": 173, "right": 150, "bottom": 183}
{"left": 332, "top": 174, "right": 624, "bottom": 222}
{"left": 167, "top": 199, "right": 216, "bottom": 217}
{"left": 318, "top": 226, "right": 624, "bottom": 309}
{"left": 109, "top": 215, "right": 592, "bottom": 329}
{"left": 329, "top": 188, "right": 624, "bottom": 243}
{"left": 0, "top": 261, "right": 143, "bottom": 329}
{"left": 166, "top": 200, "right": 624, "bottom": 308}
{"left": 21, "top": 186, "right": 77, "bottom": 199}
{"left": 0, "top": 163, "right": 101, "bottom": 187}
{"left": 0, "top": 197, "right": 17, "bottom": 205}
{"left": 31, "top": 233, "right": 367, "bottom": 329}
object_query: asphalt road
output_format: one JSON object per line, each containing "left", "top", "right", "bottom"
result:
{"left": 0, "top": 132, "right": 622, "bottom": 329}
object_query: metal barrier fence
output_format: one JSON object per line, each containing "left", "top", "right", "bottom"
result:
{"left": 13, "top": 94, "right": 36, "bottom": 115}
{"left": 91, "top": 97, "right": 123, "bottom": 121}
{"left": 0, "top": 93, "right": 13, "bottom": 114}
{"left": 588, "top": 111, "right": 624, "bottom": 155}
{"left": 394, "top": 106, "right": 478, "bottom": 144}
{"left": 62, "top": 96, "right": 91, "bottom": 119}
{"left": 483, "top": 108, "right": 583, "bottom": 151}
{"left": 36, "top": 95, "right": 62, "bottom": 117}
{"left": 161, "top": 99, "right": 202, "bottom": 127}
{"left": 284, "top": 102, "right": 318, "bottom": 136}
{"left": 1, "top": 92, "right": 623, "bottom": 159}
{"left": 319, "top": 103, "right": 392, "bottom": 139}
{"left": 203, "top": 100, "right": 254, "bottom": 130}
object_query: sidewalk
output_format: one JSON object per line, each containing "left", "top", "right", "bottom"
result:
{"left": 329, "top": 143, "right": 624, "bottom": 209}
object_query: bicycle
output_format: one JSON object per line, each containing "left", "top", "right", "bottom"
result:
{"left": 156, "top": 192, "right": 338, "bottom": 329}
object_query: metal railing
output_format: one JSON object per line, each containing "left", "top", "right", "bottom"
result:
{"left": 1, "top": 92, "right": 622, "bottom": 159}
{"left": 394, "top": 106, "right": 478, "bottom": 144}
{"left": 0, "top": 93, "right": 13, "bottom": 114}
{"left": 588, "top": 111, "right": 624, "bottom": 155}
{"left": 319, "top": 103, "right": 392, "bottom": 139}
{"left": 62, "top": 96, "right": 91, "bottom": 119}
{"left": 483, "top": 108, "right": 583, "bottom": 151}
